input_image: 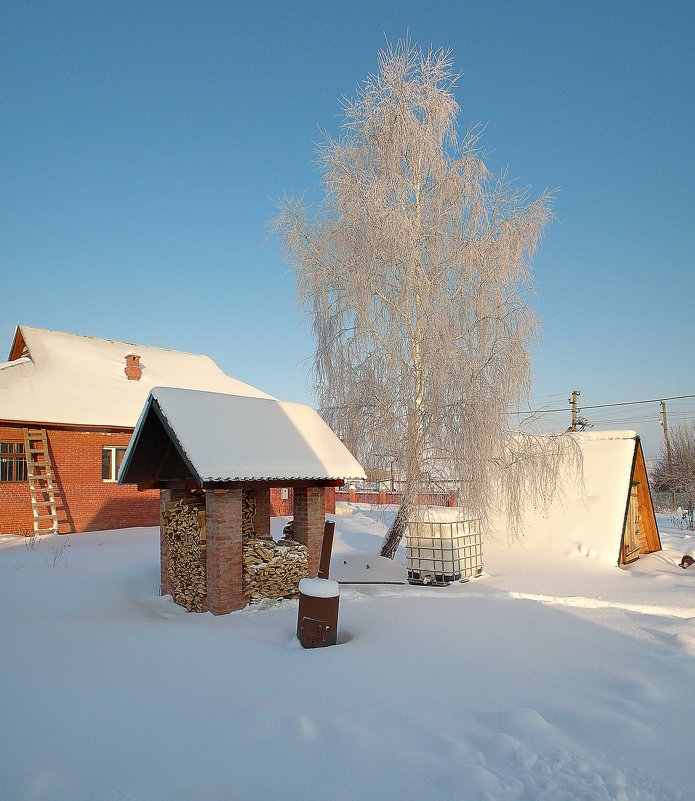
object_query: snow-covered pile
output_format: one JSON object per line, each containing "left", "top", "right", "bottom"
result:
{"left": 1, "top": 510, "right": 694, "bottom": 800}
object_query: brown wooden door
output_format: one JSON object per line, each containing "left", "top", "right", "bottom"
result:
{"left": 623, "top": 484, "right": 641, "bottom": 564}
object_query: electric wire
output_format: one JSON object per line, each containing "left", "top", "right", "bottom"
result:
{"left": 511, "top": 393, "right": 695, "bottom": 416}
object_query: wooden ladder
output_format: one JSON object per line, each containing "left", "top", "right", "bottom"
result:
{"left": 23, "top": 428, "right": 61, "bottom": 535}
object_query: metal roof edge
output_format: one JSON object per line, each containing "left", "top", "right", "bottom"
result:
{"left": 200, "top": 474, "right": 367, "bottom": 482}
{"left": 117, "top": 394, "right": 155, "bottom": 484}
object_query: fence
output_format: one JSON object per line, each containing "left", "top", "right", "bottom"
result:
{"left": 652, "top": 491, "right": 694, "bottom": 513}
{"left": 335, "top": 488, "right": 457, "bottom": 507}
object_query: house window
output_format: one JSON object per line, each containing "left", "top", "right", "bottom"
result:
{"left": 0, "top": 442, "right": 27, "bottom": 482}
{"left": 102, "top": 446, "right": 127, "bottom": 482}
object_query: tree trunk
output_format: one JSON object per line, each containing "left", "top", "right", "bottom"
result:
{"left": 380, "top": 498, "right": 409, "bottom": 559}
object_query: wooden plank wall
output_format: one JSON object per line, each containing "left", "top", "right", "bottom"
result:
{"left": 633, "top": 441, "right": 661, "bottom": 554}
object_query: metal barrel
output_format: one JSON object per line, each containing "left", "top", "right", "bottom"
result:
{"left": 296, "top": 578, "right": 340, "bottom": 648}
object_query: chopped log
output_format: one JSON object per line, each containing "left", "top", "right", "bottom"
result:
{"left": 242, "top": 536, "right": 309, "bottom": 599}
{"left": 163, "top": 498, "right": 207, "bottom": 612}
{"left": 242, "top": 489, "right": 257, "bottom": 537}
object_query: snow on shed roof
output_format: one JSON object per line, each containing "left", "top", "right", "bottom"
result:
{"left": 488, "top": 430, "right": 658, "bottom": 565}
{"left": 121, "top": 386, "right": 367, "bottom": 483}
{"left": 0, "top": 325, "right": 271, "bottom": 428}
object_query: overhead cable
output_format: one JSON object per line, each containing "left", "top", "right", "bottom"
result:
{"left": 511, "top": 393, "right": 695, "bottom": 416}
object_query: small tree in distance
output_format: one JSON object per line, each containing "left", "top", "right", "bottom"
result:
{"left": 273, "top": 39, "right": 569, "bottom": 557}
{"left": 653, "top": 422, "right": 695, "bottom": 510}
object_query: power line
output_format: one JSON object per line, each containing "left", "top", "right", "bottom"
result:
{"left": 511, "top": 393, "right": 695, "bottom": 416}
{"left": 589, "top": 410, "right": 695, "bottom": 422}
{"left": 587, "top": 415, "right": 695, "bottom": 426}
{"left": 591, "top": 409, "right": 690, "bottom": 420}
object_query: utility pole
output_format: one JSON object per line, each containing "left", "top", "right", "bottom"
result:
{"left": 661, "top": 400, "right": 677, "bottom": 511}
{"left": 569, "top": 390, "right": 580, "bottom": 432}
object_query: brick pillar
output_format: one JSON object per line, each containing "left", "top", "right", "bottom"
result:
{"left": 160, "top": 488, "right": 194, "bottom": 597}
{"left": 293, "top": 486, "right": 325, "bottom": 578}
{"left": 254, "top": 487, "right": 271, "bottom": 538}
{"left": 324, "top": 486, "right": 336, "bottom": 514}
{"left": 205, "top": 489, "right": 248, "bottom": 615}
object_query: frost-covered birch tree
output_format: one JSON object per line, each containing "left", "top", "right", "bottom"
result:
{"left": 273, "top": 40, "right": 565, "bottom": 558}
{"left": 653, "top": 422, "right": 695, "bottom": 509}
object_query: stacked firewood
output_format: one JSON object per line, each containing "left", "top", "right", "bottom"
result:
{"left": 242, "top": 490, "right": 256, "bottom": 537}
{"left": 163, "top": 498, "right": 207, "bottom": 612}
{"left": 242, "top": 536, "right": 308, "bottom": 599}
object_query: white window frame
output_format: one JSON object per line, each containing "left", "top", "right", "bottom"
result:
{"left": 102, "top": 446, "right": 127, "bottom": 483}
{"left": 0, "top": 442, "right": 27, "bottom": 482}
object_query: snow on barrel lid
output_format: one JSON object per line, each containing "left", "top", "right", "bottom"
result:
{"left": 299, "top": 578, "right": 340, "bottom": 598}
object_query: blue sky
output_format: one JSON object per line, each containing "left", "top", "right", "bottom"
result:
{"left": 1, "top": 0, "right": 693, "bottom": 457}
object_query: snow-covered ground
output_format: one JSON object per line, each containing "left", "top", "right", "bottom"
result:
{"left": 1, "top": 508, "right": 694, "bottom": 801}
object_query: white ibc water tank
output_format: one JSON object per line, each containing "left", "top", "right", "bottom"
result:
{"left": 406, "top": 514, "right": 483, "bottom": 586}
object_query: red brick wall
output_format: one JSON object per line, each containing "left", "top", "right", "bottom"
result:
{"left": 205, "top": 488, "right": 248, "bottom": 614}
{"left": 0, "top": 425, "right": 35, "bottom": 535}
{"left": 293, "top": 486, "right": 326, "bottom": 578}
{"left": 0, "top": 424, "right": 159, "bottom": 535}
{"left": 270, "top": 486, "right": 293, "bottom": 517}
{"left": 253, "top": 487, "right": 271, "bottom": 537}
{"left": 269, "top": 486, "right": 336, "bottom": 517}
{"left": 325, "top": 486, "right": 336, "bottom": 514}
{"left": 0, "top": 423, "right": 339, "bottom": 536}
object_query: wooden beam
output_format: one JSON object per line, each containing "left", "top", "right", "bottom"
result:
{"left": 200, "top": 479, "right": 345, "bottom": 490}
{"left": 8, "top": 326, "right": 27, "bottom": 361}
{"left": 154, "top": 440, "right": 174, "bottom": 481}
{"left": 140, "top": 478, "right": 345, "bottom": 491}
{"left": 142, "top": 479, "right": 200, "bottom": 490}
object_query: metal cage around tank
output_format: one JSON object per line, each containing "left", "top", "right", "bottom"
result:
{"left": 406, "top": 517, "right": 483, "bottom": 586}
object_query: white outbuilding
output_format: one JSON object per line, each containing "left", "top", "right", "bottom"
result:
{"left": 489, "top": 431, "right": 661, "bottom": 567}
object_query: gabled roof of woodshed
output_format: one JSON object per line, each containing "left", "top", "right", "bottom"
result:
{"left": 119, "top": 386, "right": 367, "bottom": 485}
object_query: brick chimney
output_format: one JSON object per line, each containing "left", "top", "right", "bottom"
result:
{"left": 124, "top": 353, "right": 142, "bottom": 381}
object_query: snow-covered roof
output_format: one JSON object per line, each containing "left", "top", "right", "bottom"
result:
{"left": 557, "top": 430, "right": 638, "bottom": 443}
{"left": 121, "top": 386, "right": 367, "bottom": 483}
{"left": 489, "top": 430, "right": 657, "bottom": 564}
{"left": 0, "top": 325, "right": 271, "bottom": 428}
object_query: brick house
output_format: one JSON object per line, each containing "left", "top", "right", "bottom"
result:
{"left": 0, "top": 325, "right": 333, "bottom": 535}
